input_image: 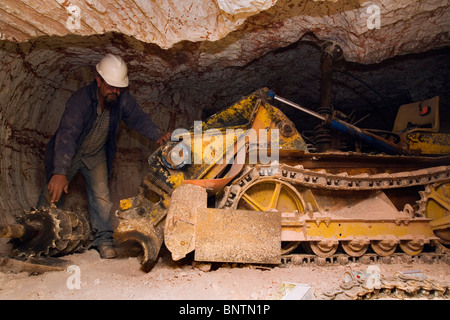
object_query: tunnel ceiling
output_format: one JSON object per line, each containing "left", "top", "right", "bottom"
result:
{"left": 1, "top": 0, "right": 449, "bottom": 63}
{"left": 1, "top": 0, "right": 449, "bottom": 129}
{"left": 0, "top": 0, "right": 449, "bottom": 223}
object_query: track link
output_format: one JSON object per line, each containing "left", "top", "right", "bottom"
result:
{"left": 282, "top": 248, "right": 450, "bottom": 300}
{"left": 282, "top": 251, "right": 450, "bottom": 267}
{"left": 318, "top": 264, "right": 450, "bottom": 300}
{"left": 222, "top": 164, "right": 450, "bottom": 196}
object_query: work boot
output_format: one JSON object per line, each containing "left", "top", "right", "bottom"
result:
{"left": 97, "top": 244, "right": 117, "bottom": 259}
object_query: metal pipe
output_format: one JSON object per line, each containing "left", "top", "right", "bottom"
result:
{"left": 318, "top": 53, "right": 333, "bottom": 117}
{"left": 0, "top": 224, "right": 26, "bottom": 238}
{"left": 266, "top": 90, "right": 407, "bottom": 155}
{"left": 315, "top": 43, "right": 338, "bottom": 152}
{"left": 273, "top": 95, "right": 326, "bottom": 121}
{"left": 312, "top": 41, "right": 345, "bottom": 152}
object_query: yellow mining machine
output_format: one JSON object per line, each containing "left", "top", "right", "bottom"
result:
{"left": 1, "top": 86, "right": 449, "bottom": 275}
{"left": 114, "top": 87, "right": 450, "bottom": 272}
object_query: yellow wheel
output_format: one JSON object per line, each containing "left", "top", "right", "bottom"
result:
{"left": 399, "top": 240, "right": 424, "bottom": 255}
{"left": 235, "top": 178, "right": 305, "bottom": 254}
{"left": 371, "top": 240, "right": 397, "bottom": 256}
{"left": 308, "top": 240, "right": 338, "bottom": 258}
{"left": 419, "top": 182, "right": 450, "bottom": 245}
{"left": 341, "top": 240, "right": 369, "bottom": 257}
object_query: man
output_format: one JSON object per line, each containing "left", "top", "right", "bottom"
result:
{"left": 37, "top": 54, "right": 170, "bottom": 259}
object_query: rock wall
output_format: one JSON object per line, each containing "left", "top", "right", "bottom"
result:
{"left": 0, "top": 0, "right": 277, "bottom": 47}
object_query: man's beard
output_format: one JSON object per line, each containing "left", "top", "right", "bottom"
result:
{"left": 103, "top": 93, "right": 118, "bottom": 109}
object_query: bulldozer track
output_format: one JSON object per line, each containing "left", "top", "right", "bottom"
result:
{"left": 228, "top": 163, "right": 450, "bottom": 193}
{"left": 219, "top": 162, "right": 450, "bottom": 264}
{"left": 219, "top": 164, "right": 450, "bottom": 215}
{"left": 282, "top": 246, "right": 450, "bottom": 300}
{"left": 320, "top": 268, "right": 450, "bottom": 300}
{"left": 281, "top": 251, "right": 450, "bottom": 267}
{"left": 221, "top": 163, "right": 450, "bottom": 212}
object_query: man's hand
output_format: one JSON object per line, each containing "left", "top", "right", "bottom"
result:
{"left": 156, "top": 132, "right": 171, "bottom": 147}
{"left": 48, "top": 174, "right": 69, "bottom": 203}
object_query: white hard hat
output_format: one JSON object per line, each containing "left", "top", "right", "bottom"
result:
{"left": 96, "top": 54, "right": 129, "bottom": 88}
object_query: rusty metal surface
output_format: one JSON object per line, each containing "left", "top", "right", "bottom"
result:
{"left": 0, "top": 256, "right": 68, "bottom": 274}
{"left": 114, "top": 216, "right": 164, "bottom": 272}
{"left": 5, "top": 206, "right": 91, "bottom": 258}
{"left": 407, "top": 132, "right": 450, "bottom": 155}
{"left": 194, "top": 208, "right": 281, "bottom": 264}
{"left": 182, "top": 161, "right": 245, "bottom": 195}
{"left": 321, "top": 270, "right": 450, "bottom": 300}
{"left": 418, "top": 182, "right": 450, "bottom": 244}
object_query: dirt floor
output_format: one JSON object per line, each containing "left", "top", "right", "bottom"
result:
{"left": 0, "top": 245, "right": 449, "bottom": 301}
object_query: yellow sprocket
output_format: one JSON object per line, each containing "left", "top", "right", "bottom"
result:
{"left": 417, "top": 182, "right": 450, "bottom": 245}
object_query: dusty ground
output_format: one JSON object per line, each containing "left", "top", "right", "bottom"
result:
{"left": 0, "top": 246, "right": 449, "bottom": 301}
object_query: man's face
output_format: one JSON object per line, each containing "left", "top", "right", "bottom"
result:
{"left": 96, "top": 77, "right": 123, "bottom": 107}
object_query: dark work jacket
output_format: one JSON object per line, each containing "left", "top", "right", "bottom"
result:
{"left": 44, "top": 80, "right": 161, "bottom": 182}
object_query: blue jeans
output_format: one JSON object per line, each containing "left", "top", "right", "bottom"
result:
{"left": 37, "top": 160, "right": 114, "bottom": 247}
